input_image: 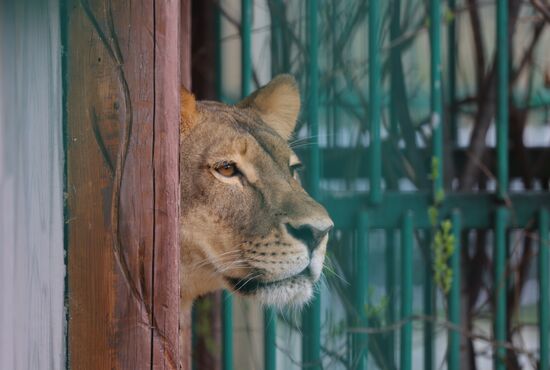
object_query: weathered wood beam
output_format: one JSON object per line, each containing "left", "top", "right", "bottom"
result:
{"left": 65, "top": 0, "right": 185, "bottom": 368}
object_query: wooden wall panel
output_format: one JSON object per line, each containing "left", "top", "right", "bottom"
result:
{"left": 0, "top": 0, "right": 65, "bottom": 368}
{"left": 65, "top": 0, "right": 184, "bottom": 368}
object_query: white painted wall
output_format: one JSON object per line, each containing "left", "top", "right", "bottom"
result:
{"left": 0, "top": 0, "right": 65, "bottom": 369}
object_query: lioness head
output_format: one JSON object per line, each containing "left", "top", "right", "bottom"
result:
{"left": 180, "top": 75, "right": 333, "bottom": 308}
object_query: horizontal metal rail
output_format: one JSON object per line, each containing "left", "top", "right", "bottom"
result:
{"left": 294, "top": 147, "right": 550, "bottom": 180}
{"left": 324, "top": 192, "right": 550, "bottom": 229}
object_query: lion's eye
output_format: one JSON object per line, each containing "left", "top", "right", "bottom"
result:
{"left": 215, "top": 161, "right": 238, "bottom": 177}
{"left": 290, "top": 163, "right": 303, "bottom": 182}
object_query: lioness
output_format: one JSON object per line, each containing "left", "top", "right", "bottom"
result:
{"left": 180, "top": 75, "right": 333, "bottom": 309}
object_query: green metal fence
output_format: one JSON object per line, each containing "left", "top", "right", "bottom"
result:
{"left": 215, "top": 0, "right": 550, "bottom": 369}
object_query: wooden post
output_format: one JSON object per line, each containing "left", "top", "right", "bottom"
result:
{"left": 65, "top": 0, "right": 187, "bottom": 368}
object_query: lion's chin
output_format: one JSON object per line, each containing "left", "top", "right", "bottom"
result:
{"left": 226, "top": 275, "right": 314, "bottom": 309}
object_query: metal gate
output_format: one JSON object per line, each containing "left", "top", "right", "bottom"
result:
{"left": 213, "top": 1, "right": 550, "bottom": 369}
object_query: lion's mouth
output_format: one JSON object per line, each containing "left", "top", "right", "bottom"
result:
{"left": 226, "top": 267, "right": 311, "bottom": 295}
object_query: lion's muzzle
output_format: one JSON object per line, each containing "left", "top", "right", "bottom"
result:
{"left": 284, "top": 218, "right": 333, "bottom": 254}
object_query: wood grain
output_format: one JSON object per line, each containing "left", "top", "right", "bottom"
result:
{"left": 66, "top": 0, "right": 184, "bottom": 368}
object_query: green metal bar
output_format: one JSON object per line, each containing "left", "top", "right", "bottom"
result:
{"left": 430, "top": 0, "right": 443, "bottom": 195}
{"left": 322, "top": 192, "right": 550, "bottom": 230}
{"left": 427, "top": 4, "right": 443, "bottom": 364}
{"left": 368, "top": 0, "right": 382, "bottom": 204}
{"left": 448, "top": 210, "right": 462, "bottom": 370}
{"left": 270, "top": 0, "right": 281, "bottom": 76}
{"left": 329, "top": 1, "right": 337, "bottom": 148}
{"left": 400, "top": 211, "right": 414, "bottom": 370}
{"left": 302, "top": 1, "right": 321, "bottom": 369}
{"left": 494, "top": 207, "right": 508, "bottom": 370}
{"left": 215, "top": 4, "right": 222, "bottom": 101}
{"left": 306, "top": 0, "right": 320, "bottom": 199}
{"left": 353, "top": 212, "right": 369, "bottom": 370}
{"left": 389, "top": 0, "right": 401, "bottom": 138}
{"left": 423, "top": 235, "right": 434, "bottom": 370}
{"left": 448, "top": 0, "right": 457, "bottom": 143}
{"left": 264, "top": 308, "right": 277, "bottom": 370}
{"left": 387, "top": 11, "right": 400, "bottom": 363}
{"left": 385, "top": 229, "right": 396, "bottom": 362}
{"left": 496, "top": 0, "right": 509, "bottom": 199}
{"left": 539, "top": 209, "right": 549, "bottom": 370}
{"left": 222, "top": 291, "right": 233, "bottom": 370}
{"left": 241, "top": 0, "right": 252, "bottom": 97}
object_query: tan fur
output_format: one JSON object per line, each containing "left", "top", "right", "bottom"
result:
{"left": 180, "top": 87, "right": 200, "bottom": 137}
{"left": 180, "top": 75, "right": 332, "bottom": 310}
{"left": 237, "top": 75, "right": 300, "bottom": 140}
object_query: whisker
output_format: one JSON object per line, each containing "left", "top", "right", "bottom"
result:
{"left": 322, "top": 262, "right": 349, "bottom": 285}
{"left": 289, "top": 133, "right": 342, "bottom": 143}
{"left": 224, "top": 272, "right": 264, "bottom": 300}
{"left": 193, "top": 249, "right": 244, "bottom": 269}
{"left": 196, "top": 251, "right": 242, "bottom": 266}
{"left": 193, "top": 249, "right": 242, "bottom": 265}
{"left": 322, "top": 255, "right": 349, "bottom": 285}
{"left": 234, "top": 269, "right": 263, "bottom": 281}
{"left": 288, "top": 133, "right": 345, "bottom": 147}
{"left": 289, "top": 142, "right": 319, "bottom": 150}
{"left": 216, "top": 260, "right": 254, "bottom": 274}
{"left": 234, "top": 273, "right": 263, "bottom": 293}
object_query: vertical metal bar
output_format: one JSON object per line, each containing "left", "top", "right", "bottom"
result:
{"left": 423, "top": 238, "right": 434, "bottom": 370}
{"left": 385, "top": 229, "right": 396, "bottom": 361}
{"left": 353, "top": 212, "right": 369, "bottom": 370}
{"left": 264, "top": 308, "right": 277, "bottom": 370}
{"left": 329, "top": 0, "right": 337, "bottom": 148}
{"left": 215, "top": 4, "right": 222, "bottom": 101}
{"left": 448, "top": 0, "right": 457, "bottom": 143}
{"left": 306, "top": 0, "right": 320, "bottom": 199}
{"left": 302, "top": 1, "right": 321, "bottom": 369}
{"left": 241, "top": 0, "right": 252, "bottom": 97}
{"left": 494, "top": 207, "right": 508, "bottom": 370}
{"left": 400, "top": 211, "right": 414, "bottom": 370}
{"left": 448, "top": 210, "right": 462, "bottom": 370}
{"left": 368, "top": 0, "right": 382, "bottom": 205}
{"left": 426, "top": 2, "right": 442, "bottom": 368}
{"left": 430, "top": 0, "right": 443, "bottom": 195}
{"left": 270, "top": 0, "right": 281, "bottom": 76}
{"left": 389, "top": 0, "right": 400, "bottom": 138}
{"left": 496, "top": 0, "right": 509, "bottom": 199}
{"left": 539, "top": 209, "right": 549, "bottom": 370}
{"left": 222, "top": 291, "right": 233, "bottom": 370}
{"left": 388, "top": 4, "right": 400, "bottom": 362}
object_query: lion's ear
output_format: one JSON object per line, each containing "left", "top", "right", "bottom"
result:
{"left": 237, "top": 74, "right": 300, "bottom": 140}
{"left": 180, "top": 87, "right": 200, "bottom": 138}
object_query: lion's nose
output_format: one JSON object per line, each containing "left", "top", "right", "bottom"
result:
{"left": 285, "top": 218, "right": 333, "bottom": 252}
